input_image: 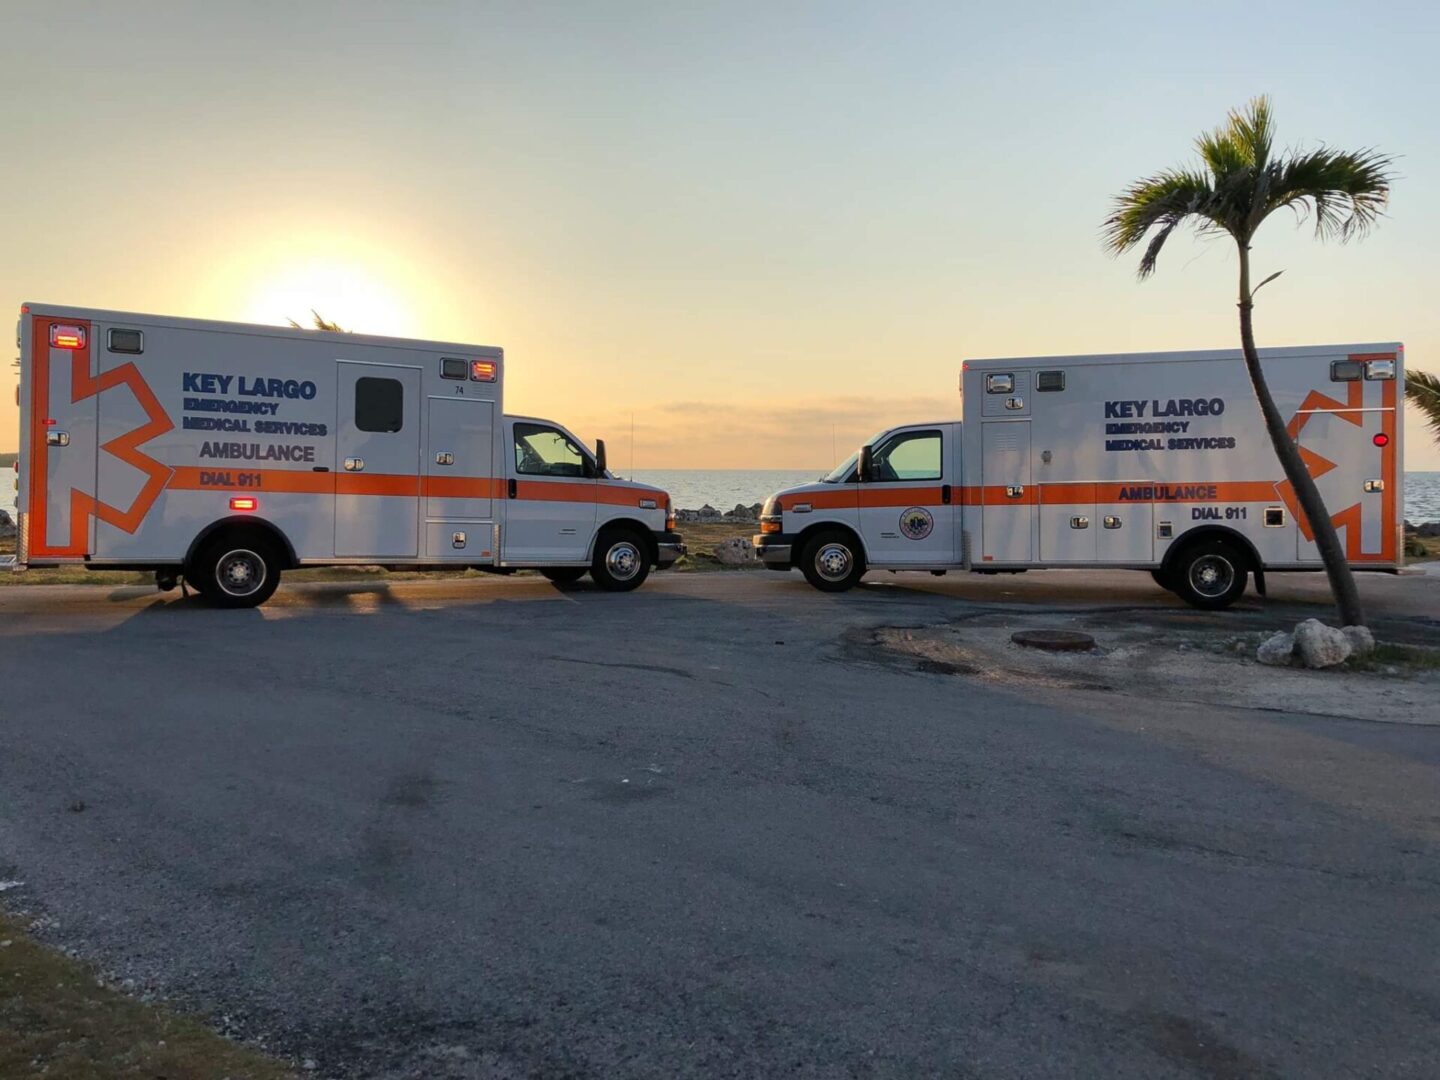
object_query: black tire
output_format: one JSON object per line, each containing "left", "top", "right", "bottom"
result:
{"left": 190, "top": 535, "right": 281, "bottom": 609}
{"left": 590, "top": 528, "right": 651, "bottom": 592}
{"left": 1170, "top": 538, "right": 1249, "bottom": 610}
{"left": 1150, "top": 567, "right": 1176, "bottom": 592}
{"left": 541, "top": 567, "right": 587, "bottom": 585}
{"left": 799, "top": 529, "right": 866, "bottom": 592}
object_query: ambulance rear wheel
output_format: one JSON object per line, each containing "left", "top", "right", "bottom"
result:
{"left": 541, "top": 567, "right": 587, "bottom": 585}
{"left": 800, "top": 529, "right": 866, "bottom": 592}
{"left": 192, "top": 537, "right": 281, "bottom": 609}
{"left": 591, "top": 529, "right": 650, "bottom": 592}
{"left": 1172, "top": 539, "right": 1249, "bottom": 611}
{"left": 1150, "top": 568, "right": 1176, "bottom": 592}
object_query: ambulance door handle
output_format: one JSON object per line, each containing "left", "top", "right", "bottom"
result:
{"left": 47, "top": 430, "right": 70, "bottom": 447}
{"left": 344, "top": 457, "right": 364, "bottom": 472}
{"left": 941, "top": 484, "right": 952, "bottom": 505}
{"left": 508, "top": 478, "right": 517, "bottom": 499}
{"left": 1005, "top": 485, "right": 1024, "bottom": 499}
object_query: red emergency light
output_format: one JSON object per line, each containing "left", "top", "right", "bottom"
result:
{"left": 50, "top": 324, "right": 86, "bottom": 350}
{"left": 1373, "top": 432, "right": 1389, "bottom": 448}
{"left": 229, "top": 496, "right": 258, "bottom": 512}
{"left": 471, "top": 360, "right": 497, "bottom": 382}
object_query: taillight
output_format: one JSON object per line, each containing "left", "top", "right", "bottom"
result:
{"left": 49, "top": 324, "right": 85, "bottom": 350}
{"left": 1373, "top": 433, "right": 1390, "bottom": 447}
{"left": 229, "top": 497, "right": 258, "bottom": 511}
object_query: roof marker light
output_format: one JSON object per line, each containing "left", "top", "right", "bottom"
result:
{"left": 470, "top": 359, "right": 497, "bottom": 382}
{"left": 230, "top": 496, "right": 258, "bottom": 511}
{"left": 1373, "top": 432, "right": 1390, "bottom": 448}
{"left": 50, "top": 324, "right": 85, "bottom": 349}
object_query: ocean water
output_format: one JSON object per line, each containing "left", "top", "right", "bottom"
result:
{"left": 628, "top": 469, "right": 824, "bottom": 512}
{"left": 5, "top": 469, "right": 1439, "bottom": 524}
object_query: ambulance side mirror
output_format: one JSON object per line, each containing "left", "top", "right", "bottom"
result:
{"left": 857, "top": 445, "right": 875, "bottom": 483}
{"left": 594, "top": 438, "right": 607, "bottom": 477}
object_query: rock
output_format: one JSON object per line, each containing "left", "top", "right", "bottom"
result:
{"left": 0, "top": 509, "right": 14, "bottom": 539}
{"left": 1293, "top": 619, "right": 1352, "bottom": 669}
{"left": 1414, "top": 521, "right": 1440, "bottom": 538}
{"left": 723, "top": 503, "right": 756, "bottom": 521}
{"left": 713, "top": 537, "right": 756, "bottom": 566}
{"left": 1256, "top": 631, "right": 1295, "bottom": 667}
{"left": 1341, "top": 625, "right": 1376, "bottom": 656}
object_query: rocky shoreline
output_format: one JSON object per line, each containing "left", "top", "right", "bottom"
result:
{"left": 675, "top": 503, "right": 763, "bottom": 524}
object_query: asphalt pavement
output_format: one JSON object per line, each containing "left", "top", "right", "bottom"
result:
{"left": 1, "top": 568, "right": 1438, "bottom": 1078}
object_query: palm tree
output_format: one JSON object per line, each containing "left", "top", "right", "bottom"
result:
{"left": 1407, "top": 370, "right": 1440, "bottom": 444}
{"left": 1104, "top": 96, "right": 1394, "bottom": 628}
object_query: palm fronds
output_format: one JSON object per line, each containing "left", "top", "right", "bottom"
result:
{"left": 1104, "top": 96, "right": 1396, "bottom": 277}
{"left": 286, "top": 310, "right": 347, "bottom": 333}
{"left": 1269, "top": 146, "right": 1394, "bottom": 241}
{"left": 1407, "top": 369, "right": 1440, "bottom": 442}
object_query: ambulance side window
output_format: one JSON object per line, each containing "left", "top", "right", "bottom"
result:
{"left": 513, "top": 423, "right": 588, "bottom": 478}
{"left": 872, "top": 429, "right": 942, "bottom": 482}
{"left": 355, "top": 377, "right": 404, "bottom": 433}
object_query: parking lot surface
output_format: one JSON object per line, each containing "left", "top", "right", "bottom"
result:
{"left": 2, "top": 569, "right": 1438, "bottom": 1077}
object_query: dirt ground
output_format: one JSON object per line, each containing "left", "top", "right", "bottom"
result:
{"left": 871, "top": 608, "right": 1440, "bottom": 727}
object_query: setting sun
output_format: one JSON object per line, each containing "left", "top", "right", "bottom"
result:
{"left": 240, "top": 256, "right": 415, "bottom": 337}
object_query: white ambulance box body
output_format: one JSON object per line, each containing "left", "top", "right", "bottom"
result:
{"left": 754, "top": 342, "right": 1403, "bottom": 607}
{"left": 14, "top": 304, "right": 680, "bottom": 602}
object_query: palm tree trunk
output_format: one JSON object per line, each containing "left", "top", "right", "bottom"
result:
{"left": 1236, "top": 245, "right": 1367, "bottom": 627}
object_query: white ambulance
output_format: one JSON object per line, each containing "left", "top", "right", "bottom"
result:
{"left": 12, "top": 304, "right": 684, "bottom": 606}
{"left": 754, "top": 343, "right": 1403, "bottom": 609}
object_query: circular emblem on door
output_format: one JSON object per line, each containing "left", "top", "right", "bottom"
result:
{"left": 899, "top": 507, "right": 934, "bottom": 540}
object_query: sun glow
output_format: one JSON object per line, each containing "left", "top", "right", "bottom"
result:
{"left": 240, "top": 256, "right": 416, "bottom": 337}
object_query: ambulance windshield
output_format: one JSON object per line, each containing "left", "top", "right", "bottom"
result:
{"left": 821, "top": 430, "right": 885, "bottom": 483}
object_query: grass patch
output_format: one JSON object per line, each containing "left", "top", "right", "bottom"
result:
{"left": 670, "top": 521, "right": 764, "bottom": 572}
{"left": 0, "top": 912, "right": 291, "bottom": 1079}
{"left": 1345, "top": 641, "right": 1440, "bottom": 674}
{"left": 1405, "top": 533, "right": 1440, "bottom": 562}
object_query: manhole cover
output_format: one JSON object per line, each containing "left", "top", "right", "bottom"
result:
{"left": 1011, "top": 629, "right": 1095, "bottom": 652}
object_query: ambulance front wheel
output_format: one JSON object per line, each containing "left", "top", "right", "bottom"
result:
{"left": 1171, "top": 538, "right": 1249, "bottom": 611}
{"left": 800, "top": 529, "right": 866, "bottom": 592}
{"left": 541, "top": 567, "right": 587, "bottom": 585}
{"left": 591, "top": 529, "right": 651, "bottom": 592}
{"left": 191, "top": 537, "right": 282, "bottom": 608}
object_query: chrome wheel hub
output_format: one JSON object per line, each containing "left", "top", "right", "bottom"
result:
{"left": 217, "top": 550, "right": 265, "bottom": 596}
{"left": 606, "top": 542, "right": 641, "bottom": 581}
{"left": 1189, "top": 554, "right": 1234, "bottom": 598}
{"left": 816, "top": 543, "right": 852, "bottom": 581}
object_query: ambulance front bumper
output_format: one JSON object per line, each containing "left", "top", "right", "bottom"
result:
{"left": 752, "top": 532, "right": 794, "bottom": 569}
{"left": 654, "top": 530, "right": 687, "bottom": 569}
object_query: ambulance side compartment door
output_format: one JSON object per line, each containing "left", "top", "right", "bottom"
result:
{"left": 24, "top": 314, "right": 99, "bottom": 559}
{"left": 980, "top": 420, "right": 1032, "bottom": 563}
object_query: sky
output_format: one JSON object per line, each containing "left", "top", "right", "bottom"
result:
{"left": 2, "top": 0, "right": 1437, "bottom": 470}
